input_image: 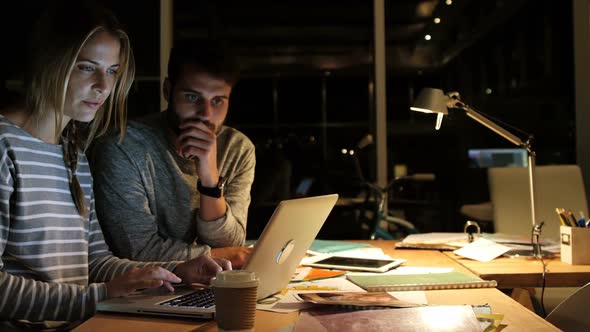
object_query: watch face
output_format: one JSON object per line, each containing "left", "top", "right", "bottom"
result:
{"left": 218, "top": 177, "right": 226, "bottom": 189}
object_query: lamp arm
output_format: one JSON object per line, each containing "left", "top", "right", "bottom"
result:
{"left": 409, "top": 89, "right": 541, "bottom": 253}
{"left": 452, "top": 102, "right": 527, "bottom": 149}
{"left": 450, "top": 99, "right": 538, "bottom": 232}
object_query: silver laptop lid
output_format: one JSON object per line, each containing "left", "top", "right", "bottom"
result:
{"left": 243, "top": 193, "right": 338, "bottom": 300}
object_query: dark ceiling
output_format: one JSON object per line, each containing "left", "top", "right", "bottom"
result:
{"left": 1, "top": 0, "right": 531, "bottom": 80}
{"left": 172, "top": 0, "right": 530, "bottom": 75}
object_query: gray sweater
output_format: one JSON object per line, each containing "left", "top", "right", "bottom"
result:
{"left": 91, "top": 112, "right": 255, "bottom": 261}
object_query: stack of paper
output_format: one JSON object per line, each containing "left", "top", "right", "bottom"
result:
{"left": 395, "top": 233, "right": 470, "bottom": 250}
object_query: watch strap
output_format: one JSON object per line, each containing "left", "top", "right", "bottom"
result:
{"left": 197, "top": 177, "right": 225, "bottom": 198}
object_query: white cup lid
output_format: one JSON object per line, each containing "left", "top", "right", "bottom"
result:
{"left": 211, "top": 270, "right": 259, "bottom": 288}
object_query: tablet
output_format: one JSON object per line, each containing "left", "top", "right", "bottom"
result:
{"left": 303, "top": 255, "right": 405, "bottom": 273}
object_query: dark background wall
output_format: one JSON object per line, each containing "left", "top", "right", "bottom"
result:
{"left": 1, "top": 0, "right": 576, "bottom": 239}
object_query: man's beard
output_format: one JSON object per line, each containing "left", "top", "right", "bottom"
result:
{"left": 166, "top": 97, "right": 220, "bottom": 134}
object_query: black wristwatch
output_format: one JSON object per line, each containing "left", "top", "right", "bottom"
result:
{"left": 197, "top": 176, "right": 226, "bottom": 198}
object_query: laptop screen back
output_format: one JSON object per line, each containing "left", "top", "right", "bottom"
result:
{"left": 243, "top": 194, "right": 338, "bottom": 300}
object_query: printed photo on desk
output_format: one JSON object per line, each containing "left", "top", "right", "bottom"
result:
{"left": 296, "top": 292, "right": 421, "bottom": 308}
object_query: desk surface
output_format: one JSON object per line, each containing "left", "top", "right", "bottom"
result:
{"left": 444, "top": 251, "right": 590, "bottom": 288}
{"left": 74, "top": 240, "right": 558, "bottom": 332}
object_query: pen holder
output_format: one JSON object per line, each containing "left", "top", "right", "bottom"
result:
{"left": 560, "top": 226, "right": 590, "bottom": 265}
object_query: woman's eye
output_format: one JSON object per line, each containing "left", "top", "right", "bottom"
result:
{"left": 78, "top": 65, "right": 94, "bottom": 72}
{"left": 107, "top": 68, "right": 118, "bottom": 75}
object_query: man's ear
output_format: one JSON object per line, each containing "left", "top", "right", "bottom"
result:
{"left": 163, "top": 78, "right": 171, "bottom": 102}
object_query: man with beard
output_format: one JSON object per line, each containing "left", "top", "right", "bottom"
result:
{"left": 90, "top": 41, "right": 254, "bottom": 267}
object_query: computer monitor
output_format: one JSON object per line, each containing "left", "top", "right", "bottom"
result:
{"left": 468, "top": 148, "right": 528, "bottom": 168}
{"left": 295, "top": 177, "right": 314, "bottom": 197}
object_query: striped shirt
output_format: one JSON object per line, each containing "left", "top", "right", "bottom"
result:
{"left": 0, "top": 115, "right": 176, "bottom": 323}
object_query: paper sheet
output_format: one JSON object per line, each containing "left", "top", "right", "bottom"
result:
{"left": 453, "top": 238, "right": 511, "bottom": 262}
{"left": 387, "top": 290, "right": 428, "bottom": 305}
{"left": 402, "top": 232, "right": 468, "bottom": 244}
{"left": 303, "top": 247, "right": 392, "bottom": 261}
{"left": 307, "top": 240, "right": 372, "bottom": 255}
{"left": 291, "top": 267, "right": 346, "bottom": 282}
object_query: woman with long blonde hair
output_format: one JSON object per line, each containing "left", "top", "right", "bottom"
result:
{"left": 0, "top": 1, "right": 229, "bottom": 328}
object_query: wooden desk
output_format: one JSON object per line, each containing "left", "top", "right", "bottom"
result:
{"left": 74, "top": 240, "right": 558, "bottom": 331}
{"left": 75, "top": 289, "right": 556, "bottom": 332}
{"left": 444, "top": 251, "right": 590, "bottom": 288}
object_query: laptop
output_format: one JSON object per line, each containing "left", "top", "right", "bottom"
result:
{"left": 488, "top": 165, "right": 588, "bottom": 241}
{"left": 97, "top": 193, "right": 339, "bottom": 319}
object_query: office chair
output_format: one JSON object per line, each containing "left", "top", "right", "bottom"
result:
{"left": 488, "top": 165, "right": 588, "bottom": 241}
{"left": 545, "top": 282, "right": 590, "bottom": 331}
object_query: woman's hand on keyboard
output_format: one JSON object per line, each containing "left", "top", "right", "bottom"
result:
{"left": 106, "top": 266, "right": 181, "bottom": 298}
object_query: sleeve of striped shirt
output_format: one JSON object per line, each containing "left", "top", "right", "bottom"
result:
{"left": 0, "top": 146, "right": 13, "bottom": 265}
{"left": 0, "top": 273, "right": 107, "bottom": 322}
{"left": 87, "top": 192, "right": 178, "bottom": 283}
{"left": 0, "top": 173, "right": 177, "bottom": 322}
{"left": 0, "top": 151, "right": 108, "bottom": 322}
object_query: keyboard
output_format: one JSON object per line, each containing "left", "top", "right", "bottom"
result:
{"left": 159, "top": 288, "right": 215, "bottom": 308}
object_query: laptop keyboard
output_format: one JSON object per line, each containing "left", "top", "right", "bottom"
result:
{"left": 159, "top": 288, "right": 215, "bottom": 308}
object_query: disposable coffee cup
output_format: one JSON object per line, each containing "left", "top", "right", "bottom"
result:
{"left": 211, "top": 270, "right": 259, "bottom": 332}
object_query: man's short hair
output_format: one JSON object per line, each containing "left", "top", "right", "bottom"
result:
{"left": 167, "top": 40, "right": 240, "bottom": 86}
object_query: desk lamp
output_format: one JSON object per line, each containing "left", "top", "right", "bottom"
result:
{"left": 410, "top": 88, "right": 543, "bottom": 257}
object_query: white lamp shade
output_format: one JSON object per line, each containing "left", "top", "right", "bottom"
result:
{"left": 410, "top": 88, "right": 449, "bottom": 115}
